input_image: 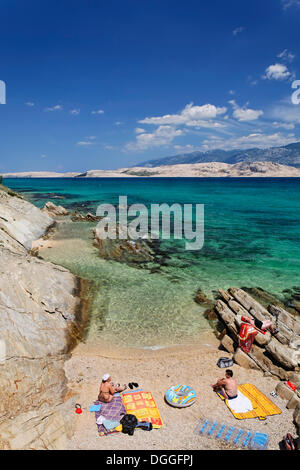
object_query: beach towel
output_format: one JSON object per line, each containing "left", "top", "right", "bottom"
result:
{"left": 94, "top": 397, "right": 126, "bottom": 435}
{"left": 238, "top": 323, "right": 259, "bottom": 354}
{"left": 217, "top": 383, "right": 282, "bottom": 420}
{"left": 221, "top": 390, "right": 253, "bottom": 414}
{"left": 122, "top": 390, "right": 163, "bottom": 428}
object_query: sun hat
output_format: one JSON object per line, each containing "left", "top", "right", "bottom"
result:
{"left": 102, "top": 373, "right": 110, "bottom": 381}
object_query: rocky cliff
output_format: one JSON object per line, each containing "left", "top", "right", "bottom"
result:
{"left": 0, "top": 188, "right": 84, "bottom": 449}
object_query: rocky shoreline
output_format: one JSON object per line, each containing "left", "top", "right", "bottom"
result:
{"left": 213, "top": 287, "right": 300, "bottom": 447}
{"left": 1, "top": 192, "right": 300, "bottom": 450}
{"left": 0, "top": 186, "right": 89, "bottom": 449}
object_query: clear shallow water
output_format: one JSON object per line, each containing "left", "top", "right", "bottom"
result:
{"left": 5, "top": 177, "right": 300, "bottom": 347}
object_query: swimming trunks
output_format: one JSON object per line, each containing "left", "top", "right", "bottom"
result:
{"left": 227, "top": 394, "right": 238, "bottom": 400}
{"left": 254, "top": 318, "right": 263, "bottom": 330}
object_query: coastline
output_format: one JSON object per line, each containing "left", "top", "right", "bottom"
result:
{"left": 4, "top": 160, "right": 300, "bottom": 178}
{"left": 2, "top": 183, "right": 299, "bottom": 450}
{"left": 33, "top": 219, "right": 298, "bottom": 451}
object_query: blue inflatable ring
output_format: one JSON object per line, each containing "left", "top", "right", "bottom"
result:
{"left": 165, "top": 384, "right": 197, "bottom": 408}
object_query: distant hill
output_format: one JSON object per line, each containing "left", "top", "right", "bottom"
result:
{"left": 139, "top": 142, "right": 300, "bottom": 168}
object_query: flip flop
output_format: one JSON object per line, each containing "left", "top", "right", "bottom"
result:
{"left": 132, "top": 382, "right": 139, "bottom": 388}
{"left": 128, "top": 383, "right": 133, "bottom": 389}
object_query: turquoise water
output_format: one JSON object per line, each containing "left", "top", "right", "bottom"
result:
{"left": 5, "top": 177, "right": 300, "bottom": 347}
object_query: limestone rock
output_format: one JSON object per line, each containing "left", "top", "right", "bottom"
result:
{"left": 0, "top": 189, "right": 53, "bottom": 250}
{"left": 293, "top": 405, "right": 300, "bottom": 447}
{"left": 220, "top": 335, "right": 235, "bottom": 354}
{"left": 42, "top": 201, "right": 69, "bottom": 217}
{"left": 71, "top": 212, "right": 101, "bottom": 222}
{"left": 275, "top": 382, "right": 296, "bottom": 401}
{"left": 287, "top": 394, "right": 300, "bottom": 410}
{"left": 265, "top": 339, "right": 299, "bottom": 369}
{"left": 93, "top": 223, "right": 155, "bottom": 266}
{"left": 233, "top": 348, "right": 260, "bottom": 370}
{"left": 0, "top": 188, "right": 83, "bottom": 449}
{"left": 215, "top": 287, "right": 300, "bottom": 380}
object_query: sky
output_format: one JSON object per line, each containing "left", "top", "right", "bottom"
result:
{"left": 1, "top": 0, "right": 300, "bottom": 172}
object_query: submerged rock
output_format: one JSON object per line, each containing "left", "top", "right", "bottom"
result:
{"left": 93, "top": 223, "right": 156, "bottom": 266}
{"left": 71, "top": 212, "right": 101, "bottom": 222}
{"left": 0, "top": 188, "right": 84, "bottom": 449}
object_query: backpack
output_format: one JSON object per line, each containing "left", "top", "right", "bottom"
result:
{"left": 281, "top": 433, "right": 297, "bottom": 451}
{"left": 217, "top": 357, "right": 234, "bottom": 368}
{"left": 120, "top": 414, "right": 138, "bottom": 436}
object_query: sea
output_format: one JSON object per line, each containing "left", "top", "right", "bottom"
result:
{"left": 5, "top": 177, "right": 300, "bottom": 348}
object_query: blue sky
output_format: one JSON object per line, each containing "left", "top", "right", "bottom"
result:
{"left": 1, "top": 0, "right": 300, "bottom": 171}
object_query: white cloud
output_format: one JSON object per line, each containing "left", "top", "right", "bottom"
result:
{"left": 277, "top": 49, "right": 295, "bottom": 63}
{"left": 70, "top": 108, "right": 80, "bottom": 115}
{"left": 282, "top": 0, "right": 300, "bottom": 9}
{"left": 229, "top": 100, "right": 263, "bottom": 121}
{"left": 126, "top": 125, "right": 183, "bottom": 151}
{"left": 263, "top": 63, "right": 291, "bottom": 81}
{"left": 44, "top": 104, "right": 63, "bottom": 112}
{"left": 76, "top": 135, "right": 97, "bottom": 146}
{"left": 139, "top": 102, "right": 227, "bottom": 128}
{"left": 26, "top": 101, "right": 35, "bottom": 107}
{"left": 173, "top": 144, "right": 195, "bottom": 152}
{"left": 76, "top": 141, "right": 93, "bottom": 146}
{"left": 272, "top": 121, "right": 295, "bottom": 130}
{"left": 91, "top": 108, "right": 104, "bottom": 115}
{"left": 233, "top": 26, "right": 244, "bottom": 36}
{"left": 202, "top": 132, "right": 296, "bottom": 151}
{"left": 135, "top": 127, "right": 146, "bottom": 134}
{"left": 270, "top": 102, "right": 300, "bottom": 123}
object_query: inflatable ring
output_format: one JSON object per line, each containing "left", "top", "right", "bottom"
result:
{"left": 165, "top": 384, "right": 196, "bottom": 408}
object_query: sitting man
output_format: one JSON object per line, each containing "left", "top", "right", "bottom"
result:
{"left": 98, "top": 373, "right": 127, "bottom": 403}
{"left": 211, "top": 369, "right": 238, "bottom": 400}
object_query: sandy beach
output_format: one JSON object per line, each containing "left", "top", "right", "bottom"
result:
{"left": 65, "top": 334, "right": 296, "bottom": 450}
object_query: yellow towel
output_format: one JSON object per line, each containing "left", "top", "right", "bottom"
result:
{"left": 217, "top": 383, "right": 281, "bottom": 420}
{"left": 122, "top": 391, "right": 163, "bottom": 428}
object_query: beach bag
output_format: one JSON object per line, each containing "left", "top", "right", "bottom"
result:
{"left": 217, "top": 357, "right": 234, "bottom": 368}
{"left": 281, "top": 433, "right": 297, "bottom": 451}
{"left": 120, "top": 413, "right": 138, "bottom": 436}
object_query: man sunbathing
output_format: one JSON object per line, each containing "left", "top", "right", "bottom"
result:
{"left": 98, "top": 373, "right": 127, "bottom": 403}
{"left": 242, "top": 311, "right": 279, "bottom": 335}
{"left": 211, "top": 369, "right": 238, "bottom": 400}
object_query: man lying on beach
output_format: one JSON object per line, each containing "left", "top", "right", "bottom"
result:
{"left": 211, "top": 369, "right": 238, "bottom": 400}
{"left": 98, "top": 373, "right": 127, "bottom": 403}
{"left": 241, "top": 311, "right": 279, "bottom": 335}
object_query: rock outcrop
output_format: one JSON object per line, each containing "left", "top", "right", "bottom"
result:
{"left": 215, "top": 287, "right": 300, "bottom": 380}
{"left": 93, "top": 222, "right": 156, "bottom": 266}
{"left": 42, "top": 201, "right": 70, "bottom": 217}
{"left": 71, "top": 212, "right": 101, "bottom": 222}
{"left": 0, "top": 189, "right": 84, "bottom": 449}
{"left": 215, "top": 287, "right": 300, "bottom": 446}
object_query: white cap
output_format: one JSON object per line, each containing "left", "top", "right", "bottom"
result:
{"left": 102, "top": 373, "right": 110, "bottom": 381}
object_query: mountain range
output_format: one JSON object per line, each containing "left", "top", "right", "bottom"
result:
{"left": 139, "top": 142, "right": 300, "bottom": 168}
